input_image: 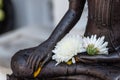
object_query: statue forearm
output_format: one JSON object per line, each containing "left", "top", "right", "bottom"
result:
{"left": 48, "top": 0, "right": 86, "bottom": 47}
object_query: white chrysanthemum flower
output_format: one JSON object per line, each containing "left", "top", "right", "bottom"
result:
{"left": 52, "top": 35, "right": 85, "bottom": 65}
{"left": 83, "top": 35, "right": 108, "bottom": 55}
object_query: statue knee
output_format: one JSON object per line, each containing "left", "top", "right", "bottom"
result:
{"left": 11, "top": 50, "right": 33, "bottom": 77}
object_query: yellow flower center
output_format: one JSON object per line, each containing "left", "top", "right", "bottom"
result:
{"left": 66, "top": 59, "right": 72, "bottom": 65}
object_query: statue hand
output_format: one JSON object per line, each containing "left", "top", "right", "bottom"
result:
{"left": 77, "top": 54, "right": 107, "bottom": 63}
{"left": 26, "top": 41, "right": 53, "bottom": 76}
{"left": 76, "top": 52, "right": 120, "bottom": 63}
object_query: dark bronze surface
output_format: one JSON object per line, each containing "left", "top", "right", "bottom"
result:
{"left": 8, "top": 0, "right": 120, "bottom": 80}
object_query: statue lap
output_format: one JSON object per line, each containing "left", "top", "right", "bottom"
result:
{"left": 8, "top": 49, "right": 120, "bottom": 80}
{"left": 7, "top": 0, "right": 120, "bottom": 80}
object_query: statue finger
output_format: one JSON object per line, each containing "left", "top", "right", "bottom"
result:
{"left": 78, "top": 58, "right": 96, "bottom": 63}
{"left": 31, "top": 55, "right": 40, "bottom": 70}
{"left": 33, "top": 54, "right": 49, "bottom": 78}
{"left": 27, "top": 53, "right": 36, "bottom": 69}
{"left": 35, "top": 57, "right": 42, "bottom": 71}
{"left": 41, "top": 53, "right": 52, "bottom": 67}
{"left": 35, "top": 55, "right": 46, "bottom": 70}
{"left": 26, "top": 53, "right": 33, "bottom": 65}
{"left": 35, "top": 53, "right": 52, "bottom": 71}
{"left": 35, "top": 54, "right": 47, "bottom": 71}
{"left": 78, "top": 54, "right": 111, "bottom": 63}
{"left": 77, "top": 54, "right": 99, "bottom": 60}
{"left": 76, "top": 55, "right": 98, "bottom": 63}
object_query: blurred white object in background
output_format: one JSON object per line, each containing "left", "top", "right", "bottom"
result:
{"left": 0, "top": 66, "right": 12, "bottom": 80}
{"left": 12, "top": 0, "right": 54, "bottom": 28}
{"left": 0, "top": 72, "right": 6, "bottom": 80}
{"left": 53, "top": 0, "right": 88, "bottom": 35}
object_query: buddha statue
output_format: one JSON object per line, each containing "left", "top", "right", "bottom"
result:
{"left": 8, "top": 0, "right": 120, "bottom": 80}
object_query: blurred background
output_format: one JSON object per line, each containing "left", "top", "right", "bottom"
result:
{"left": 0, "top": 0, "right": 88, "bottom": 79}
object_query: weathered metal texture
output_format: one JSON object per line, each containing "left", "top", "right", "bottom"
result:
{"left": 7, "top": 0, "right": 120, "bottom": 80}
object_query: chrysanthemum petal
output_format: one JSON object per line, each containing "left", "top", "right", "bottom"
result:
{"left": 52, "top": 35, "right": 85, "bottom": 65}
{"left": 83, "top": 35, "right": 108, "bottom": 55}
